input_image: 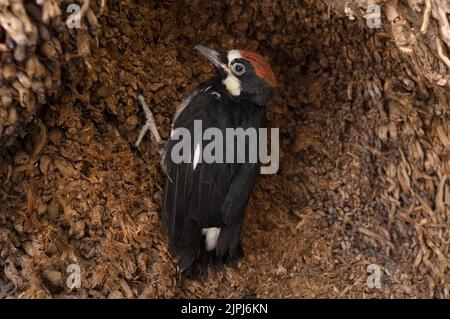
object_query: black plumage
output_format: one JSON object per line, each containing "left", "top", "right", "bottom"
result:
{"left": 160, "top": 46, "right": 276, "bottom": 275}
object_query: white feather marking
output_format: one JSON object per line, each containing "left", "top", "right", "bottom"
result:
{"left": 170, "top": 126, "right": 176, "bottom": 138}
{"left": 201, "top": 227, "right": 221, "bottom": 251}
{"left": 193, "top": 143, "right": 201, "bottom": 170}
{"left": 223, "top": 50, "right": 242, "bottom": 96}
{"left": 227, "top": 50, "right": 242, "bottom": 64}
{"left": 211, "top": 91, "right": 221, "bottom": 99}
{"left": 223, "top": 74, "right": 241, "bottom": 96}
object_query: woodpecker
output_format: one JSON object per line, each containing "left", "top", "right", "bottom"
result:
{"left": 136, "top": 45, "right": 277, "bottom": 275}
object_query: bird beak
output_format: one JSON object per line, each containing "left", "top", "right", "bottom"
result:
{"left": 194, "top": 45, "right": 229, "bottom": 75}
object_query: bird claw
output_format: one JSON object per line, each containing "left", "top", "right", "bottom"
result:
{"left": 135, "top": 94, "right": 162, "bottom": 147}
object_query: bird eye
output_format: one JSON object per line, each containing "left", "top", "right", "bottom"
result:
{"left": 231, "top": 63, "right": 246, "bottom": 76}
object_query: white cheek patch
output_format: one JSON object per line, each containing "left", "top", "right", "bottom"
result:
{"left": 223, "top": 73, "right": 241, "bottom": 96}
{"left": 202, "top": 227, "right": 221, "bottom": 251}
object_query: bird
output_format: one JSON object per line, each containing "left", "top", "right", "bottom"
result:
{"left": 136, "top": 45, "right": 277, "bottom": 276}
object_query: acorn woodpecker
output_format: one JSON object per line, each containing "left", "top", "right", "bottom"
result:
{"left": 137, "top": 45, "right": 277, "bottom": 275}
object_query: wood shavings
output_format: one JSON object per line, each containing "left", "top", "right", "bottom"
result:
{"left": 420, "top": 0, "right": 431, "bottom": 33}
{"left": 436, "top": 36, "right": 450, "bottom": 68}
{"left": 407, "top": 0, "right": 424, "bottom": 12}
{"left": 431, "top": 0, "right": 450, "bottom": 47}
{"left": 0, "top": 0, "right": 450, "bottom": 299}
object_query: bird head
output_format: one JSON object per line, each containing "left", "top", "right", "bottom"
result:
{"left": 195, "top": 45, "right": 277, "bottom": 106}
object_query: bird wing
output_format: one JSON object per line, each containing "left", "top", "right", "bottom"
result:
{"left": 215, "top": 160, "right": 260, "bottom": 257}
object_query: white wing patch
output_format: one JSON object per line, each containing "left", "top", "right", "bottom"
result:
{"left": 193, "top": 142, "right": 201, "bottom": 170}
{"left": 201, "top": 227, "right": 221, "bottom": 251}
